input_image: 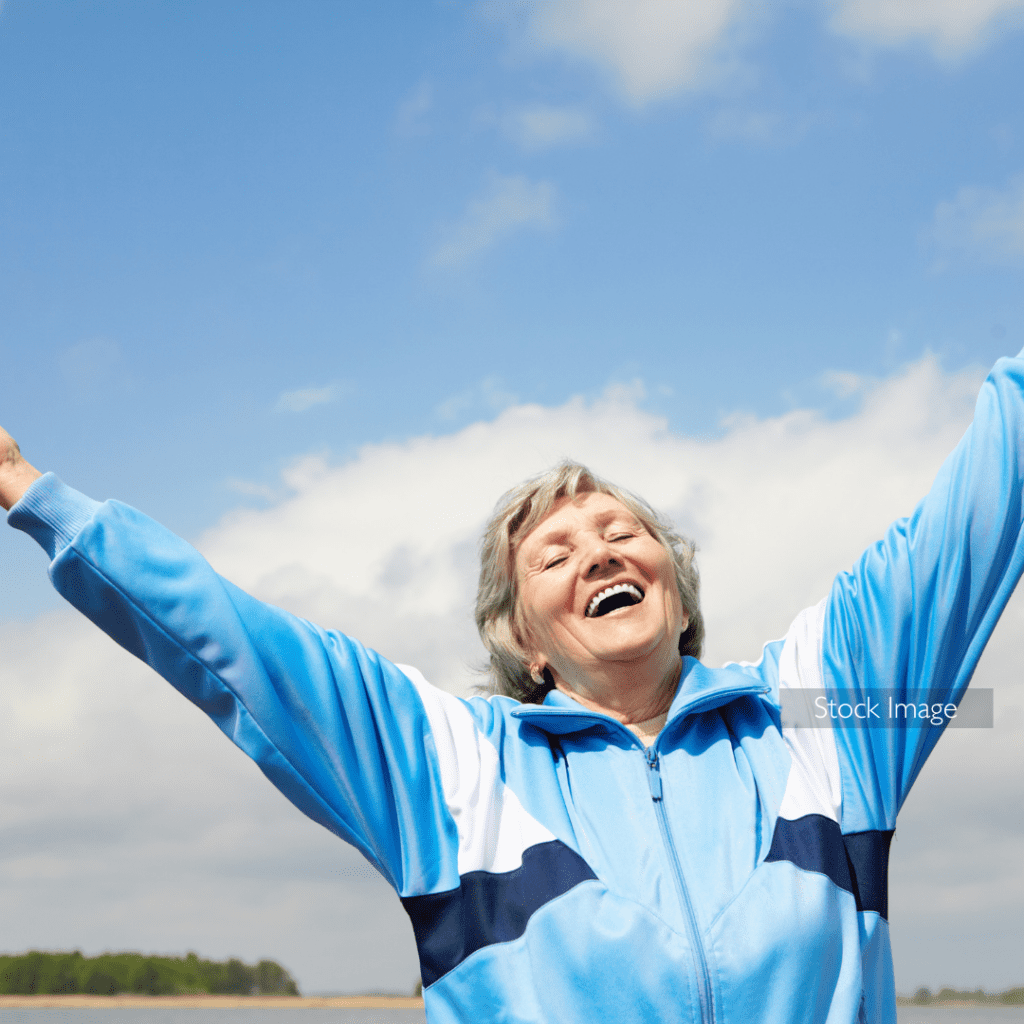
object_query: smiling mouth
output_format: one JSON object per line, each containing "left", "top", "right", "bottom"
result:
{"left": 586, "top": 583, "right": 645, "bottom": 618}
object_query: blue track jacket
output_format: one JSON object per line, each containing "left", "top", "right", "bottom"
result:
{"left": 9, "top": 353, "right": 1024, "bottom": 1023}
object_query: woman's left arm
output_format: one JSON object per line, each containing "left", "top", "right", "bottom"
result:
{"left": 822, "top": 351, "right": 1024, "bottom": 832}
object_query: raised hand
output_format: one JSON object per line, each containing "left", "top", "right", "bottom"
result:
{"left": 0, "top": 425, "right": 42, "bottom": 511}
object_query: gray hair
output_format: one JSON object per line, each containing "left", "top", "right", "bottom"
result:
{"left": 475, "top": 461, "right": 704, "bottom": 703}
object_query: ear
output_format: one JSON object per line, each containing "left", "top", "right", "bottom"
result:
{"left": 678, "top": 611, "right": 691, "bottom": 655}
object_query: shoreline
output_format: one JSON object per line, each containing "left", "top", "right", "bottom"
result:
{"left": 0, "top": 994, "right": 425, "bottom": 1009}
{"left": 895, "top": 999, "right": 1022, "bottom": 1008}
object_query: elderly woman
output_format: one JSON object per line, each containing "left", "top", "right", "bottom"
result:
{"left": 2, "top": 352, "right": 1024, "bottom": 1024}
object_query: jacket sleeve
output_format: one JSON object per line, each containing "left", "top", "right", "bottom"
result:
{"left": 7, "top": 474, "right": 462, "bottom": 896}
{"left": 821, "top": 351, "right": 1024, "bottom": 833}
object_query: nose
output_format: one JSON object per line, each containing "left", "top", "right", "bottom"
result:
{"left": 582, "top": 538, "right": 622, "bottom": 579}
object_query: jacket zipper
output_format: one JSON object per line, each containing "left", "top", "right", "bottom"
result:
{"left": 645, "top": 746, "right": 714, "bottom": 1024}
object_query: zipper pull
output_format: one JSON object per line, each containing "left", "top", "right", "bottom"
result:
{"left": 645, "top": 747, "right": 662, "bottom": 801}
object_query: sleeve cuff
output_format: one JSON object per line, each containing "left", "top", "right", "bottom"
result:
{"left": 6, "top": 472, "right": 103, "bottom": 561}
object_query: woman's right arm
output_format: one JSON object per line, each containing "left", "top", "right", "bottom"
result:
{"left": 3, "top": 447, "right": 463, "bottom": 897}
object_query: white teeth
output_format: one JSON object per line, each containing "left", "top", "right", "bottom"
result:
{"left": 586, "top": 583, "right": 644, "bottom": 618}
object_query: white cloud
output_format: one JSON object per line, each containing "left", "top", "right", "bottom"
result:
{"left": 225, "top": 477, "right": 280, "bottom": 502}
{"left": 930, "top": 175, "right": 1024, "bottom": 267}
{"left": 521, "top": 0, "right": 748, "bottom": 104}
{"left": 7, "top": 353, "right": 1024, "bottom": 992}
{"left": 430, "top": 173, "right": 556, "bottom": 267}
{"left": 831, "top": 0, "right": 1024, "bottom": 58}
{"left": 820, "top": 368, "right": 866, "bottom": 399}
{"left": 0, "top": 611, "right": 418, "bottom": 994}
{"left": 274, "top": 383, "right": 338, "bottom": 413}
{"left": 494, "top": 0, "right": 1024, "bottom": 104}
{"left": 503, "top": 104, "right": 594, "bottom": 150}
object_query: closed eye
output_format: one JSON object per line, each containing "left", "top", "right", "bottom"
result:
{"left": 545, "top": 555, "right": 568, "bottom": 570}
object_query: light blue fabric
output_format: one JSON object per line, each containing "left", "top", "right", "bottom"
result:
{"left": 8, "top": 352, "right": 1024, "bottom": 1023}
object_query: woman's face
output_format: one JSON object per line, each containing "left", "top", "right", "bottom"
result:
{"left": 514, "top": 491, "right": 686, "bottom": 691}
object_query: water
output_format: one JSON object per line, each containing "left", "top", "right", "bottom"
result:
{"left": 0, "top": 1008, "right": 1019, "bottom": 1023}
{"left": 0, "top": 1012, "right": 426, "bottom": 1024}
{"left": 898, "top": 1011, "right": 1024, "bottom": 1024}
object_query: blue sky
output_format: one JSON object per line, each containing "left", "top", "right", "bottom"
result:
{"left": 1, "top": 0, "right": 1020, "bottom": 538}
{"left": 2, "top": 0, "right": 1024, "bottom": 996}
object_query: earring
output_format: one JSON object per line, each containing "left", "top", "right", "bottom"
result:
{"left": 531, "top": 666, "right": 555, "bottom": 689}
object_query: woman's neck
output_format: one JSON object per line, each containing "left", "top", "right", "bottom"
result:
{"left": 554, "top": 655, "right": 682, "bottom": 725}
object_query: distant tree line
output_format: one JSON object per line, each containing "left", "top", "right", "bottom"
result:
{"left": 0, "top": 950, "right": 299, "bottom": 996}
{"left": 909, "top": 985, "right": 1024, "bottom": 1005}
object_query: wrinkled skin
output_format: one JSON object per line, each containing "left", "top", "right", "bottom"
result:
{"left": 515, "top": 491, "right": 686, "bottom": 724}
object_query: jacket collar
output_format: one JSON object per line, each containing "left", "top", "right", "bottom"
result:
{"left": 510, "top": 657, "right": 768, "bottom": 737}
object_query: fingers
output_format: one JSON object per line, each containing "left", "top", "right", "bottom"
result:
{"left": 0, "top": 427, "right": 42, "bottom": 511}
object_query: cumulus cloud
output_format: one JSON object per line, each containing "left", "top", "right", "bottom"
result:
{"left": 519, "top": 0, "right": 749, "bottom": 104}
{"left": 494, "top": 0, "right": 1024, "bottom": 104}
{"left": 831, "top": 0, "right": 1024, "bottom": 58}
{"left": 0, "top": 611, "right": 417, "bottom": 993}
{"left": 503, "top": 104, "right": 594, "bottom": 150}
{"left": 430, "top": 173, "right": 556, "bottom": 267}
{"left": 4, "top": 353, "right": 1024, "bottom": 992}
{"left": 274, "top": 383, "right": 338, "bottom": 414}
{"left": 930, "top": 174, "right": 1024, "bottom": 266}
